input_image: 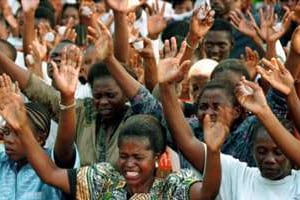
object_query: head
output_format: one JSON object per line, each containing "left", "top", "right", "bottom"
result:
{"left": 35, "top": 6, "right": 56, "bottom": 28}
{"left": 61, "top": 3, "right": 80, "bottom": 26}
{"left": 0, "top": 39, "right": 17, "bottom": 61}
{"left": 196, "top": 79, "right": 240, "bottom": 127}
{"left": 210, "top": 0, "right": 234, "bottom": 18}
{"left": 47, "top": 40, "right": 76, "bottom": 80}
{"left": 161, "top": 20, "right": 189, "bottom": 49}
{"left": 79, "top": 45, "right": 101, "bottom": 84}
{"left": 87, "top": 62, "right": 128, "bottom": 122}
{"left": 118, "top": 115, "right": 166, "bottom": 191}
{"left": 2, "top": 102, "right": 51, "bottom": 162}
{"left": 203, "top": 19, "right": 234, "bottom": 62}
{"left": 253, "top": 119, "right": 293, "bottom": 180}
{"left": 210, "top": 59, "right": 251, "bottom": 85}
{"left": 188, "top": 59, "right": 218, "bottom": 102}
{"left": 172, "top": 0, "right": 194, "bottom": 14}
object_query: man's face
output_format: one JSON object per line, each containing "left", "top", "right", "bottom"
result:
{"left": 210, "top": 0, "right": 233, "bottom": 17}
{"left": 203, "top": 31, "right": 232, "bottom": 62}
{"left": 254, "top": 127, "right": 292, "bottom": 180}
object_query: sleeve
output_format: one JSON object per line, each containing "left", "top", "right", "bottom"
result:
{"left": 266, "top": 89, "right": 288, "bottom": 119}
{"left": 129, "top": 86, "right": 164, "bottom": 121}
{"left": 68, "top": 163, "right": 117, "bottom": 200}
{"left": 164, "top": 169, "right": 201, "bottom": 200}
{"left": 217, "top": 154, "right": 250, "bottom": 199}
{"left": 22, "top": 73, "right": 61, "bottom": 120}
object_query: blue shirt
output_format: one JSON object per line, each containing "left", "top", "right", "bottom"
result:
{"left": 0, "top": 148, "right": 80, "bottom": 200}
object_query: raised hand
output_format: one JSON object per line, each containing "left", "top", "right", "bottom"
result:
{"left": 235, "top": 77, "right": 268, "bottom": 114}
{"left": 257, "top": 6, "right": 276, "bottom": 41}
{"left": 88, "top": 19, "right": 113, "bottom": 60}
{"left": 291, "top": 26, "right": 300, "bottom": 55}
{"left": 203, "top": 107, "right": 230, "bottom": 151}
{"left": 257, "top": 58, "right": 294, "bottom": 95}
{"left": 189, "top": 5, "right": 214, "bottom": 40}
{"left": 0, "top": 74, "right": 27, "bottom": 132}
{"left": 136, "top": 37, "right": 155, "bottom": 59}
{"left": 21, "top": 0, "right": 40, "bottom": 13}
{"left": 241, "top": 47, "right": 260, "bottom": 80}
{"left": 25, "top": 36, "right": 45, "bottom": 77}
{"left": 51, "top": 45, "right": 82, "bottom": 98}
{"left": 147, "top": 0, "right": 167, "bottom": 40}
{"left": 157, "top": 38, "right": 191, "bottom": 84}
{"left": 292, "top": 4, "right": 300, "bottom": 24}
{"left": 105, "top": 0, "right": 128, "bottom": 13}
{"left": 230, "top": 9, "right": 258, "bottom": 39}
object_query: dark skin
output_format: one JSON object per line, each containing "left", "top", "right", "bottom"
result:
{"left": 253, "top": 127, "right": 292, "bottom": 180}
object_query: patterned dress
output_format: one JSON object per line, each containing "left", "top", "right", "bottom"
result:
{"left": 68, "top": 163, "right": 200, "bottom": 200}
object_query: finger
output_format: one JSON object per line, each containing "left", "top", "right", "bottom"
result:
{"left": 87, "top": 26, "right": 98, "bottom": 38}
{"left": 256, "top": 65, "right": 270, "bottom": 80}
{"left": 175, "top": 40, "right": 186, "bottom": 60}
{"left": 164, "top": 39, "right": 171, "bottom": 57}
{"left": 50, "top": 60, "right": 59, "bottom": 77}
{"left": 170, "top": 37, "right": 177, "bottom": 56}
{"left": 241, "top": 78, "right": 260, "bottom": 91}
{"left": 160, "top": 2, "right": 166, "bottom": 16}
{"left": 260, "top": 58, "right": 276, "bottom": 71}
{"left": 87, "top": 35, "right": 96, "bottom": 44}
{"left": 61, "top": 47, "right": 67, "bottom": 68}
{"left": 14, "top": 81, "right": 20, "bottom": 94}
{"left": 178, "top": 60, "right": 191, "bottom": 76}
{"left": 275, "top": 58, "right": 286, "bottom": 73}
{"left": 159, "top": 49, "right": 164, "bottom": 59}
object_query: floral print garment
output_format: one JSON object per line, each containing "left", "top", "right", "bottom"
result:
{"left": 68, "top": 162, "right": 199, "bottom": 200}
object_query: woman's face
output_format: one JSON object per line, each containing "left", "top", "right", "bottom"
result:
{"left": 92, "top": 77, "right": 127, "bottom": 121}
{"left": 61, "top": 7, "right": 80, "bottom": 26}
{"left": 254, "top": 127, "right": 292, "bottom": 180}
{"left": 118, "top": 137, "right": 158, "bottom": 193}
{"left": 197, "top": 88, "right": 238, "bottom": 125}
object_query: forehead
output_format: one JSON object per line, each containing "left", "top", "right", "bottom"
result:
{"left": 205, "top": 31, "right": 231, "bottom": 43}
{"left": 119, "top": 137, "right": 151, "bottom": 152}
{"left": 199, "top": 88, "right": 230, "bottom": 103}
{"left": 92, "top": 77, "right": 120, "bottom": 91}
{"left": 213, "top": 70, "right": 242, "bottom": 85}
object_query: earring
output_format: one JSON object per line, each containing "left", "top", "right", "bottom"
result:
{"left": 155, "top": 161, "right": 159, "bottom": 168}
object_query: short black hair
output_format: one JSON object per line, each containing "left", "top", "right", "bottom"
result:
{"left": 118, "top": 114, "right": 167, "bottom": 154}
{"left": 0, "top": 39, "right": 17, "bottom": 61}
{"left": 207, "top": 19, "right": 233, "bottom": 41}
{"left": 196, "top": 78, "right": 238, "bottom": 107}
{"left": 35, "top": 6, "right": 55, "bottom": 28}
{"left": 172, "top": 0, "right": 194, "bottom": 8}
{"left": 87, "top": 62, "right": 137, "bottom": 88}
{"left": 210, "top": 59, "right": 251, "bottom": 81}
{"left": 161, "top": 20, "right": 189, "bottom": 49}
{"left": 253, "top": 118, "right": 294, "bottom": 141}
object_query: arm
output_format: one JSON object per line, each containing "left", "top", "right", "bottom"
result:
{"left": 137, "top": 37, "right": 158, "bottom": 91}
{"left": 180, "top": 7, "right": 214, "bottom": 64}
{"left": 21, "top": 0, "right": 39, "bottom": 58}
{"left": 52, "top": 45, "right": 82, "bottom": 168}
{"left": 0, "top": 74, "right": 70, "bottom": 193}
{"left": 236, "top": 78, "right": 300, "bottom": 167}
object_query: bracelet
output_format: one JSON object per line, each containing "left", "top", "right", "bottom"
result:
{"left": 185, "top": 38, "right": 198, "bottom": 50}
{"left": 59, "top": 101, "right": 76, "bottom": 111}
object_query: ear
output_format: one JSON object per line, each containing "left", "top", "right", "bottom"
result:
{"left": 35, "top": 133, "right": 47, "bottom": 146}
{"left": 232, "top": 105, "right": 242, "bottom": 120}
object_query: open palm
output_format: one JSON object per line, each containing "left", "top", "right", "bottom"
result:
{"left": 21, "top": 0, "right": 39, "bottom": 13}
{"left": 52, "top": 45, "right": 82, "bottom": 97}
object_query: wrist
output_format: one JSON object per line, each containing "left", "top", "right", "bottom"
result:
{"left": 255, "top": 104, "right": 272, "bottom": 119}
{"left": 187, "top": 32, "right": 202, "bottom": 43}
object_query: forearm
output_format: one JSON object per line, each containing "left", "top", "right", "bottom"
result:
{"left": 180, "top": 33, "right": 200, "bottom": 64}
{"left": 199, "top": 148, "right": 221, "bottom": 200}
{"left": 113, "top": 11, "right": 129, "bottom": 63}
{"left": 104, "top": 55, "right": 141, "bottom": 98}
{"left": 159, "top": 83, "right": 205, "bottom": 172}
{"left": 265, "top": 40, "right": 276, "bottom": 60}
{"left": 0, "top": 51, "right": 30, "bottom": 89}
{"left": 19, "top": 124, "right": 70, "bottom": 193}
{"left": 23, "top": 11, "right": 35, "bottom": 57}
{"left": 287, "top": 87, "right": 300, "bottom": 132}
{"left": 256, "top": 106, "right": 300, "bottom": 166}
{"left": 143, "top": 57, "right": 158, "bottom": 91}
{"left": 54, "top": 95, "right": 76, "bottom": 168}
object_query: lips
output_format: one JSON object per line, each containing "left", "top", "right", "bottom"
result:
{"left": 123, "top": 171, "right": 140, "bottom": 181}
{"left": 99, "top": 109, "right": 113, "bottom": 116}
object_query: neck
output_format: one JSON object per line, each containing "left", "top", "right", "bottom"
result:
{"left": 127, "top": 176, "right": 155, "bottom": 196}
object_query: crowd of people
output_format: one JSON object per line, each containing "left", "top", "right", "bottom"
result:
{"left": 0, "top": 0, "right": 300, "bottom": 199}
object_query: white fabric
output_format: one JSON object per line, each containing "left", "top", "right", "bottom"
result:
{"left": 216, "top": 154, "right": 300, "bottom": 200}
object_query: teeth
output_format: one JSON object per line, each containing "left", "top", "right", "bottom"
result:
{"left": 126, "top": 172, "right": 139, "bottom": 177}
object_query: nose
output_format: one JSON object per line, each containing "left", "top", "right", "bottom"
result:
{"left": 125, "top": 157, "right": 136, "bottom": 168}
{"left": 210, "top": 45, "right": 220, "bottom": 54}
{"left": 264, "top": 152, "right": 277, "bottom": 165}
{"left": 98, "top": 97, "right": 109, "bottom": 106}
